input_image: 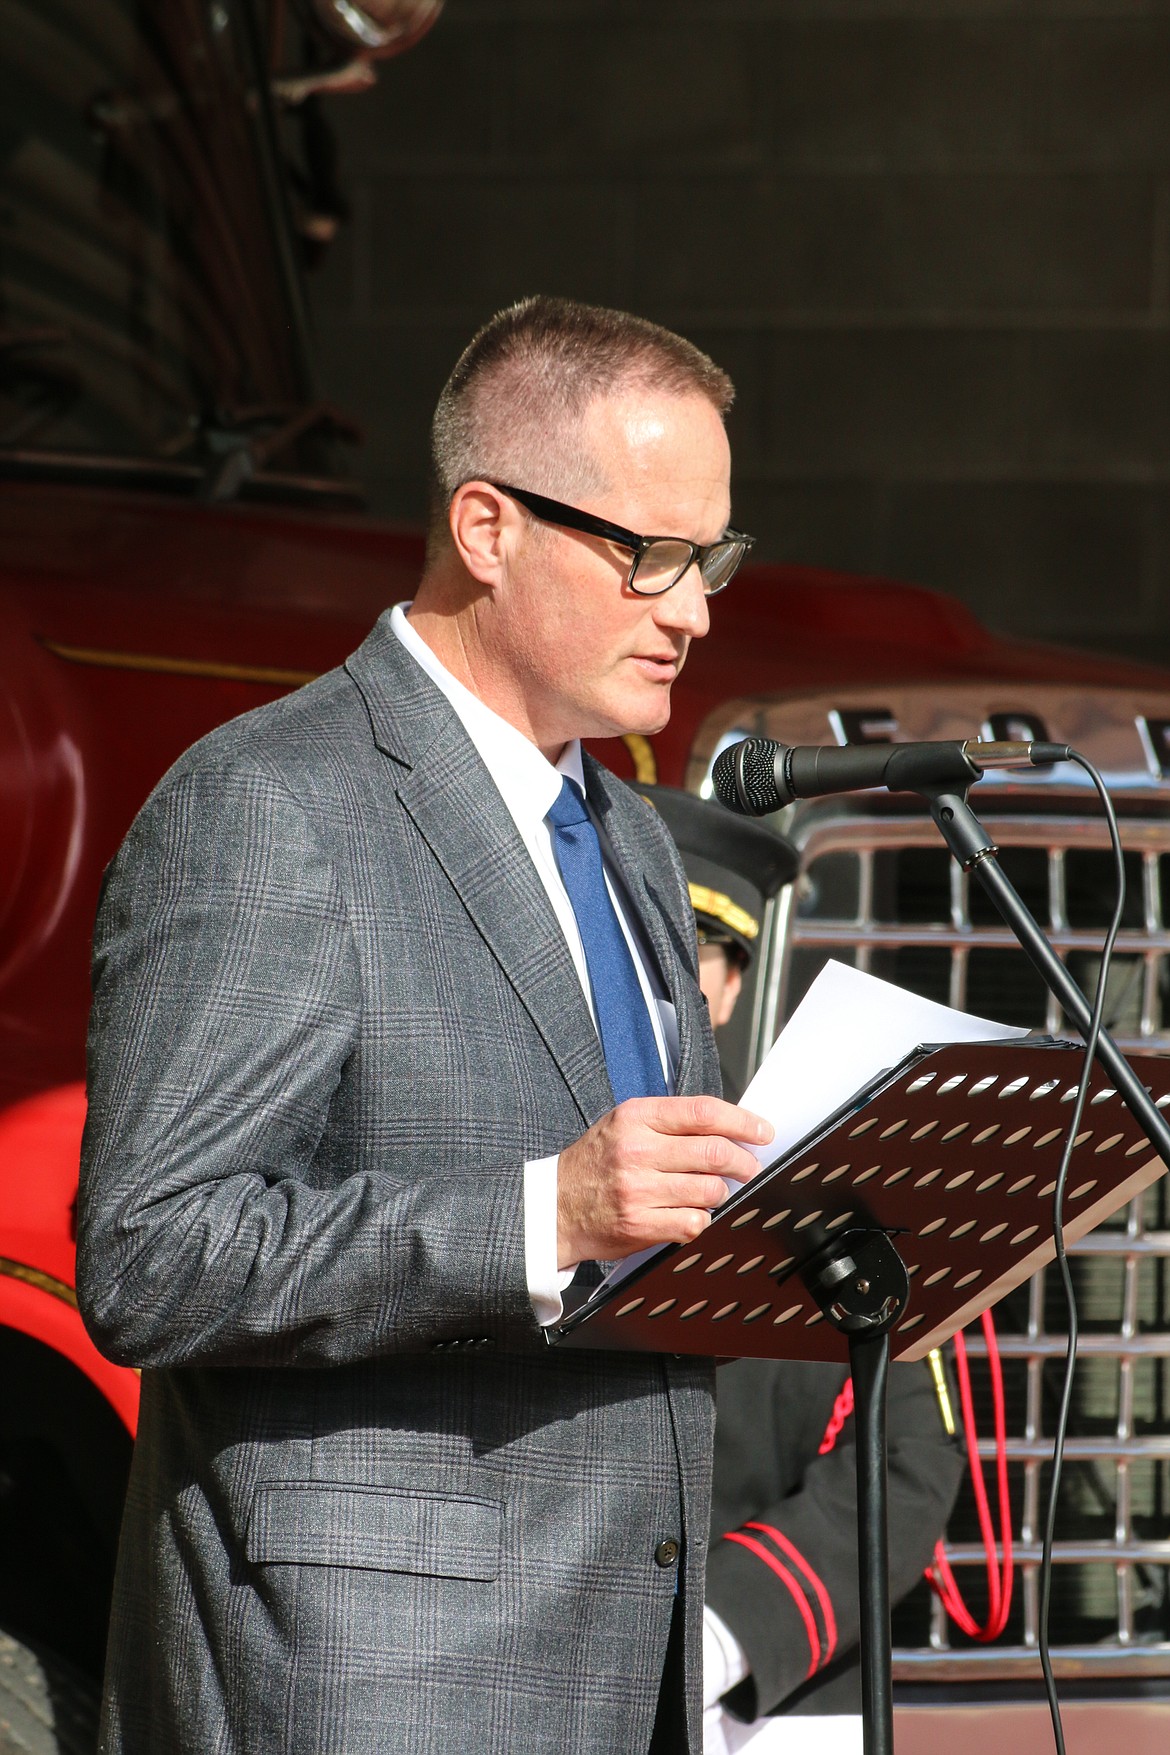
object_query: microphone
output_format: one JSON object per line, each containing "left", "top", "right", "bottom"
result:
{"left": 712, "top": 736, "right": 1071, "bottom": 816}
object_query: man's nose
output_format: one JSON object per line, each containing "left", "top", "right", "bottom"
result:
{"left": 655, "top": 563, "right": 710, "bottom": 640}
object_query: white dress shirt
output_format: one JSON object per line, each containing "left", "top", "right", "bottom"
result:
{"left": 389, "top": 604, "right": 677, "bottom": 1324}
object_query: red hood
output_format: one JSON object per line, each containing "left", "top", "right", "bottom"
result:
{"left": 3, "top": 481, "right": 1169, "bottom": 1104}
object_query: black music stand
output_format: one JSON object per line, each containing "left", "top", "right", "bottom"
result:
{"left": 550, "top": 1037, "right": 1170, "bottom": 1754}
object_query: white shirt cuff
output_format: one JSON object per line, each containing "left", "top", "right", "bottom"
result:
{"left": 524, "top": 1154, "right": 576, "bottom": 1327}
{"left": 703, "top": 1603, "right": 751, "bottom": 1708}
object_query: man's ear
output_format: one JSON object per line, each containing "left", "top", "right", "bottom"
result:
{"left": 448, "top": 482, "right": 519, "bottom": 588}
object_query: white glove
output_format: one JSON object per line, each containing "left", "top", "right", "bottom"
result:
{"left": 702, "top": 1603, "right": 750, "bottom": 1709}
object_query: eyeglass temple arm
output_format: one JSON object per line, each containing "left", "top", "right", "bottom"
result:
{"left": 497, "top": 481, "right": 753, "bottom": 557}
{"left": 497, "top": 484, "right": 646, "bottom": 554}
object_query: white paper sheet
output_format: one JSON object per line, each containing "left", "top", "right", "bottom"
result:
{"left": 705, "top": 1707, "right": 863, "bottom": 1755}
{"left": 738, "top": 958, "right": 1029, "bottom": 1173}
{"left": 595, "top": 961, "right": 1028, "bottom": 1297}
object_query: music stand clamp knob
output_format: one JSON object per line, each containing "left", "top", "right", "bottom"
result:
{"left": 802, "top": 1229, "right": 911, "bottom": 1337}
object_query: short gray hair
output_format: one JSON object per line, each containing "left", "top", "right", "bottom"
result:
{"left": 426, "top": 295, "right": 734, "bottom": 557}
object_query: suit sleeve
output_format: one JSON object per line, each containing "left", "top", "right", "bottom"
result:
{"left": 704, "top": 1359, "right": 964, "bottom": 1719}
{"left": 76, "top": 753, "right": 538, "bottom": 1371}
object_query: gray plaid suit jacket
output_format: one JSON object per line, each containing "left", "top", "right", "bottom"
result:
{"left": 77, "top": 610, "right": 722, "bottom": 1755}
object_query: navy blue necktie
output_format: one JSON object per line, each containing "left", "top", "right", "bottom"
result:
{"left": 547, "top": 779, "right": 667, "bottom": 1104}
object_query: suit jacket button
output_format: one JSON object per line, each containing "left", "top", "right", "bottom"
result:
{"left": 654, "top": 1538, "right": 680, "bottom": 1568}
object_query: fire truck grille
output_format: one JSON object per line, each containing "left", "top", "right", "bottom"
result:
{"left": 772, "top": 806, "right": 1170, "bottom": 1681}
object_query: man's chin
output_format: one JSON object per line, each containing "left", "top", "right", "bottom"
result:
{"left": 567, "top": 680, "right": 676, "bottom": 746}
{"left": 608, "top": 688, "right": 673, "bottom": 742}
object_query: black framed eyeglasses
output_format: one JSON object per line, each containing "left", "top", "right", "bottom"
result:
{"left": 489, "top": 481, "right": 754, "bottom": 597}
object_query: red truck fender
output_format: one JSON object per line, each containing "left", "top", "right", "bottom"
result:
{"left": 0, "top": 1083, "right": 139, "bottom": 1436}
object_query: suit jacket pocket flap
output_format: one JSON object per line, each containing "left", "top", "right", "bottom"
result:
{"left": 246, "top": 1482, "right": 502, "bottom": 1581}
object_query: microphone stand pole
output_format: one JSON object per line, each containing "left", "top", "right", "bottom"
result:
{"left": 919, "top": 784, "right": 1170, "bottom": 1163}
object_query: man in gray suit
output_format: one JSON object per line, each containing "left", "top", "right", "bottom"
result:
{"left": 77, "top": 295, "right": 772, "bottom": 1754}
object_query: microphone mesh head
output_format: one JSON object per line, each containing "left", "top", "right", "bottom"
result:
{"left": 738, "top": 739, "right": 781, "bottom": 814}
{"left": 712, "top": 738, "right": 780, "bottom": 815}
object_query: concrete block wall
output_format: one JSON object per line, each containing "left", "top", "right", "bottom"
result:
{"left": 309, "top": 1, "right": 1170, "bottom": 662}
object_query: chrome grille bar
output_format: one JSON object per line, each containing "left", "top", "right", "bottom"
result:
{"left": 762, "top": 801, "right": 1170, "bottom": 1679}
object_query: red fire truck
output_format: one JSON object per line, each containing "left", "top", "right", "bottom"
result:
{"left": 2, "top": 3, "right": 1169, "bottom": 1750}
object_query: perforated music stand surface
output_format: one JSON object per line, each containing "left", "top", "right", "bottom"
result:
{"left": 551, "top": 1039, "right": 1170, "bottom": 1363}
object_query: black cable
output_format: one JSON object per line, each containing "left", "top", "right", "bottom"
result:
{"left": 1037, "top": 751, "right": 1126, "bottom": 1755}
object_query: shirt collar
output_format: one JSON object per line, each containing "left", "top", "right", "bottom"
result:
{"left": 389, "top": 602, "right": 586, "bottom": 828}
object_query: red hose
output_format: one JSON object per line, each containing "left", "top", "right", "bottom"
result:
{"left": 926, "top": 1311, "right": 1014, "bottom": 1641}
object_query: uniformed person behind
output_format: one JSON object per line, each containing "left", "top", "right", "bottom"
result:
{"left": 638, "top": 786, "right": 965, "bottom": 1755}
{"left": 634, "top": 784, "right": 796, "bottom": 1104}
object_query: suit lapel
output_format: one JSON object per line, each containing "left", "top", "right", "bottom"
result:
{"left": 346, "top": 615, "right": 613, "bottom": 1128}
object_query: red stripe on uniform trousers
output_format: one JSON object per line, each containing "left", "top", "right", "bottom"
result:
{"left": 745, "top": 1522, "right": 839, "bottom": 1665}
{"left": 722, "top": 1531, "right": 820, "bottom": 1679}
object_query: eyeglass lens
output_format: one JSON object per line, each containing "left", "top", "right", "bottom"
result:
{"left": 699, "top": 539, "right": 745, "bottom": 593}
{"left": 631, "top": 537, "right": 746, "bottom": 597}
{"left": 631, "top": 539, "right": 699, "bottom": 595}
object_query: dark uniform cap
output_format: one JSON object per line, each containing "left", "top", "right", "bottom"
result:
{"left": 636, "top": 784, "right": 798, "bottom": 967}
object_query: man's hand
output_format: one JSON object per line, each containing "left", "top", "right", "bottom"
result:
{"left": 556, "top": 1095, "right": 774, "bottom": 1269}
